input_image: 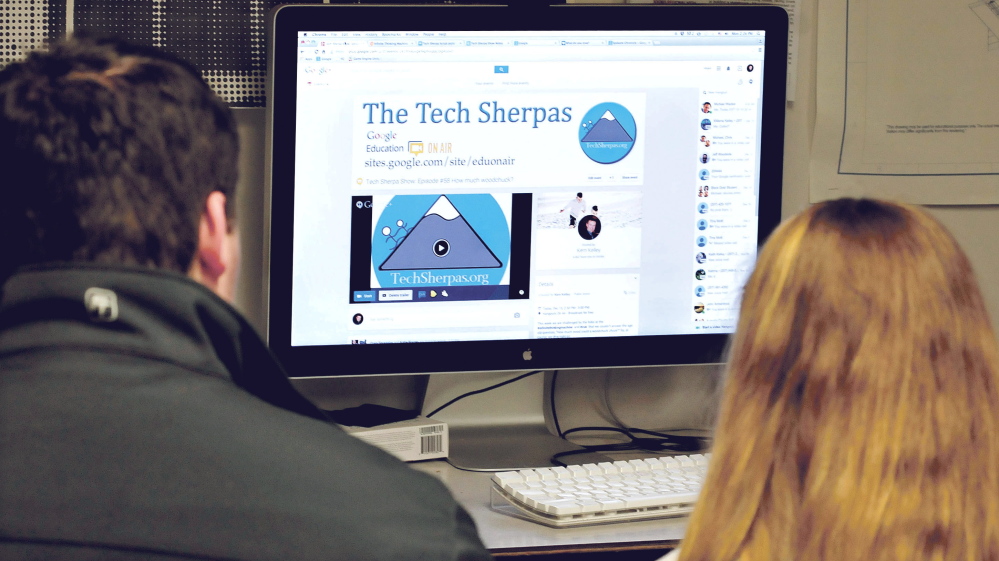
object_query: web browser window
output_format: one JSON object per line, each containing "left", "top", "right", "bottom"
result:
{"left": 289, "top": 29, "right": 767, "bottom": 347}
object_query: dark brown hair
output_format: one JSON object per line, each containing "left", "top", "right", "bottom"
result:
{"left": 0, "top": 35, "right": 238, "bottom": 280}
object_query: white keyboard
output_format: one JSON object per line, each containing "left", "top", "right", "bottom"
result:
{"left": 489, "top": 454, "right": 709, "bottom": 527}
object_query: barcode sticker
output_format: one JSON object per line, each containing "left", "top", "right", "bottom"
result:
{"left": 421, "top": 434, "right": 443, "bottom": 454}
{"left": 420, "top": 425, "right": 444, "bottom": 435}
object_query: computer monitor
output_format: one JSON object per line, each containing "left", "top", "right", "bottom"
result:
{"left": 265, "top": 4, "right": 787, "bottom": 379}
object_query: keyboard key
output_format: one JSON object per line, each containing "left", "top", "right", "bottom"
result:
{"left": 494, "top": 471, "right": 523, "bottom": 486}
{"left": 597, "top": 462, "right": 618, "bottom": 475}
{"left": 613, "top": 460, "right": 635, "bottom": 473}
{"left": 552, "top": 466, "right": 572, "bottom": 478}
{"left": 595, "top": 498, "right": 626, "bottom": 510}
{"left": 518, "top": 469, "right": 541, "bottom": 482}
{"left": 543, "top": 499, "right": 583, "bottom": 515}
{"left": 629, "top": 459, "right": 651, "bottom": 472}
{"left": 535, "top": 468, "right": 557, "bottom": 480}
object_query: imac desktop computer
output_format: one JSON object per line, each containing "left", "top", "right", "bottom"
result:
{"left": 266, "top": 3, "right": 788, "bottom": 467}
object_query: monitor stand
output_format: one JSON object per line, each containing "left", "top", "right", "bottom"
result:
{"left": 425, "top": 371, "right": 613, "bottom": 470}
{"left": 446, "top": 422, "right": 607, "bottom": 471}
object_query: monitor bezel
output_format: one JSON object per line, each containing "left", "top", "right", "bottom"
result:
{"left": 266, "top": 3, "right": 787, "bottom": 378}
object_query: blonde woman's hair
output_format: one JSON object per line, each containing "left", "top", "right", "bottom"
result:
{"left": 679, "top": 198, "right": 999, "bottom": 561}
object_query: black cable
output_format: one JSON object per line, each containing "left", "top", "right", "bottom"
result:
{"left": 424, "top": 368, "right": 708, "bottom": 468}
{"left": 425, "top": 370, "right": 542, "bottom": 418}
{"left": 549, "top": 369, "right": 564, "bottom": 438}
{"left": 548, "top": 425, "right": 709, "bottom": 466}
{"left": 564, "top": 426, "right": 706, "bottom": 451}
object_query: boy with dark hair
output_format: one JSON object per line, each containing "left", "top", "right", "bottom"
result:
{"left": 0, "top": 37, "right": 490, "bottom": 561}
{"left": 0, "top": 37, "right": 239, "bottom": 283}
{"left": 559, "top": 192, "right": 586, "bottom": 227}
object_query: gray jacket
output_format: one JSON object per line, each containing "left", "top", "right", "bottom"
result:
{"left": 0, "top": 264, "right": 491, "bottom": 561}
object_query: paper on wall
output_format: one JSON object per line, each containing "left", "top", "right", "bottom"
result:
{"left": 811, "top": 0, "right": 999, "bottom": 204}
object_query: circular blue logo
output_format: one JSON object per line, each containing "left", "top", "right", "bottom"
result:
{"left": 578, "top": 102, "right": 636, "bottom": 164}
{"left": 372, "top": 194, "right": 509, "bottom": 289}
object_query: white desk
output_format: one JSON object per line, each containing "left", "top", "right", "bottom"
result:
{"left": 413, "top": 460, "right": 686, "bottom": 557}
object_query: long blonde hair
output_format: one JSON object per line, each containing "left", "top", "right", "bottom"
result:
{"left": 680, "top": 198, "right": 999, "bottom": 561}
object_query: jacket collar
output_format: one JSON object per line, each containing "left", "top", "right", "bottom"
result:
{"left": 0, "top": 263, "right": 328, "bottom": 421}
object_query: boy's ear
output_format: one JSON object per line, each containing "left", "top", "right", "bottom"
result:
{"left": 188, "top": 191, "right": 239, "bottom": 301}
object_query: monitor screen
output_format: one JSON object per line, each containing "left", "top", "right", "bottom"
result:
{"left": 266, "top": 4, "right": 787, "bottom": 377}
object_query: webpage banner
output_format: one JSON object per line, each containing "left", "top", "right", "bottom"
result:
{"left": 355, "top": 94, "right": 647, "bottom": 190}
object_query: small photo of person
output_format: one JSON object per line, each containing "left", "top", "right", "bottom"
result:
{"left": 352, "top": 313, "right": 364, "bottom": 325}
{"left": 700, "top": 153, "right": 709, "bottom": 164}
{"left": 578, "top": 215, "right": 601, "bottom": 240}
{"left": 701, "top": 102, "right": 712, "bottom": 114}
{"left": 700, "top": 118, "right": 712, "bottom": 130}
{"left": 560, "top": 191, "right": 587, "bottom": 228}
{"left": 590, "top": 205, "right": 599, "bottom": 217}
{"left": 694, "top": 302, "right": 706, "bottom": 314}
{"left": 747, "top": 63, "right": 754, "bottom": 72}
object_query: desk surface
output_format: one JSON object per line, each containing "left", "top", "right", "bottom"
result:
{"left": 413, "top": 460, "right": 687, "bottom": 556}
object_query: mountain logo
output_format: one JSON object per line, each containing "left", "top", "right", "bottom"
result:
{"left": 578, "top": 102, "right": 636, "bottom": 164}
{"left": 379, "top": 195, "right": 502, "bottom": 271}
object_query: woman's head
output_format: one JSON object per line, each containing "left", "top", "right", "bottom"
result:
{"left": 681, "top": 198, "right": 999, "bottom": 561}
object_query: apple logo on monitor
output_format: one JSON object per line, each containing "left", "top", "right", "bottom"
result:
{"left": 523, "top": 349, "right": 533, "bottom": 361}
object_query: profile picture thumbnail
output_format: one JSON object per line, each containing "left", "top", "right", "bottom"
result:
{"left": 697, "top": 219, "right": 708, "bottom": 230}
{"left": 694, "top": 302, "right": 706, "bottom": 314}
{"left": 698, "top": 202, "right": 709, "bottom": 214}
{"left": 696, "top": 252, "right": 707, "bottom": 264}
{"left": 695, "top": 269, "right": 706, "bottom": 280}
{"left": 701, "top": 102, "right": 712, "bottom": 114}
{"left": 696, "top": 236, "right": 707, "bottom": 247}
{"left": 578, "top": 215, "right": 601, "bottom": 240}
{"left": 699, "top": 169, "right": 710, "bottom": 181}
{"left": 700, "top": 118, "right": 712, "bottom": 130}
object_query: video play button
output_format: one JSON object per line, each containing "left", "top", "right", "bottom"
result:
{"left": 433, "top": 239, "right": 450, "bottom": 257}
